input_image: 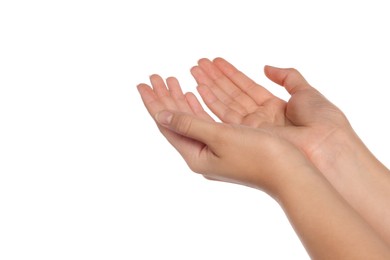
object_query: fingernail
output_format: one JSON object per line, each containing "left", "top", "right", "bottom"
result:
{"left": 155, "top": 111, "right": 173, "bottom": 125}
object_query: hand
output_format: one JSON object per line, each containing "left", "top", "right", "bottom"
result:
{"left": 191, "top": 58, "right": 390, "bottom": 246}
{"left": 191, "top": 58, "right": 351, "bottom": 174}
{"left": 137, "top": 75, "right": 312, "bottom": 196}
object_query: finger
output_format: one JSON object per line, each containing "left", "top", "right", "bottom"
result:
{"left": 166, "top": 77, "right": 193, "bottom": 114}
{"left": 166, "top": 76, "right": 184, "bottom": 98}
{"left": 264, "top": 65, "right": 311, "bottom": 95}
{"left": 150, "top": 74, "right": 170, "bottom": 97}
{"left": 138, "top": 83, "right": 205, "bottom": 162}
{"left": 197, "top": 82, "right": 248, "bottom": 118}
{"left": 137, "top": 81, "right": 177, "bottom": 121}
{"left": 184, "top": 92, "right": 215, "bottom": 122}
{"left": 155, "top": 110, "right": 223, "bottom": 147}
{"left": 196, "top": 58, "right": 261, "bottom": 113}
{"left": 137, "top": 83, "right": 163, "bottom": 117}
{"left": 197, "top": 58, "right": 243, "bottom": 97}
{"left": 197, "top": 85, "right": 242, "bottom": 124}
{"left": 190, "top": 65, "right": 234, "bottom": 106}
{"left": 192, "top": 64, "right": 250, "bottom": 116}
{"left": 213, "top": 57, "right": 274, "bottom": 104}
{"left": 155, "top": 110, "right": 223, "bottom": 174}
{"left": 148, "top": 74, "right": 178, "bottom": 111}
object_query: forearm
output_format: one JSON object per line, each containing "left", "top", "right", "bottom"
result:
{"left": 315, "top": 128, "right": 390, "bottom": 246}
{"left": 275, "top": 165, "right": 390, "bottom": 259}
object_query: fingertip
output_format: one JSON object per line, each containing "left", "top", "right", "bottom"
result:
{"left": 185, "top": 92, "right": 198, "bottom": 103}
{"left": 184, "top": 92, "right": 190, "bottom": 99}
{"left": 264, "top": 65, "right": 277, "bottom": 78}
{"left": 166, "top": 76, "right": 177, "bottom": 83}
{"left": 190, "top": 65, "right": 199, "bottom": 75}
{"left": 264, "top": 64, "right": 285, "bottom": 78}
{"left": 263, "top": 64, "right": 270, "bottom": 73}
{"left": 149, "top": 74, "right": 162, "bottom": 84}
{"left": 185, "top": 91, "right": 200, "bottom": 106}
{"left": 212, "top": 57, "right": 225, "bottom": 63}
{"left": 198, "top": 58, "right": 211, "bottom": 66}
{"left": 185, "top": 91, "right": 213, "bottom": 121}
{"left": 264, "top": 65, "right": 283, "bottom": 72}
{"left": 136, "top": 83, "right": 144, "bottom": 93}
{"left": 184, "top": 91, "right": 194, "bottom": 98}
{"left": 136, "top": 83, "right": 149, "bottom": 92}
{"left": 265, "top": 66, "right": 310, "bottom": 94}
{"left": 212, "top": 57, "right": 228, "bottom": 70}
{"left": 149, "top": 74, "right": 158, "bottom": 79}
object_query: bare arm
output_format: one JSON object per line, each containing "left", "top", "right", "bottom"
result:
{"left": 317, "top": 128, "right": 390, "bottom": 246}
{"left": 278, "top": 165, "right": 390, "bottom": 259}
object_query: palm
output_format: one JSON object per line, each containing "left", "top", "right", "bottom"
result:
{"left": 191, "top": 58, "right": 350, "bottom": 167}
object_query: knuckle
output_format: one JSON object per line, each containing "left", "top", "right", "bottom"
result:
{"left": 187, "top": 162, "right": 201, "bottom": 173}
{"left": 186, "top": 158, "right": 206, "bottom": 174}
{"left": 173, "top": 115, "right": 193, "bottom": 136}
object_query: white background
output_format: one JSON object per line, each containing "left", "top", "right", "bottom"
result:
{"left": 0, "top": 1, "right": 389, "bottom": 259}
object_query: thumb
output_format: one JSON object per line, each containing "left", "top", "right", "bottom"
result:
{"left": 264, "top": 65, "right": 311, "bottom": 95}
{"left": 155, "top": 110, "right": 219, "bottom": 144}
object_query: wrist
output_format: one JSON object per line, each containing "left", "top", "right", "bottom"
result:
{"left": 311, "top": 127, "right": 388, "bottom": 188}
{"left": 268, "top": 163, "right": 321, "bottom": 203}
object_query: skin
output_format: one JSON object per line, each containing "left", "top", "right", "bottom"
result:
{"left": 137, "top": 75, "right": 390, "bottom": 259}
{"left": 190, "top": 58, "right": 390, "bottom": 246}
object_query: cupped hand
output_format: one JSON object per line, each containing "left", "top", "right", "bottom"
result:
{"left": 137, "top": 74, "right": 214, "bottom": 165}
{"left": 191, "top": 58, "right": 352, "bottom": 173}
{"left": 137, "top": 75, "right": 312, "bottom": 196}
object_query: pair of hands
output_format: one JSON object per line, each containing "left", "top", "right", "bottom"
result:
{"left": 138, "top": 59, "right": 390, "bottom": 258}
{"left": 137, "top": 58, "right": 351, "bottom": 196}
